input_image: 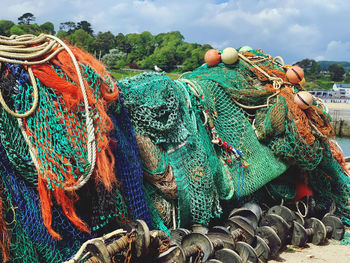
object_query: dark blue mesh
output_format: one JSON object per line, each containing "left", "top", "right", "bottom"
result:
{"left": 0, "top": 141, "right": 91, "bottom": 262}
{"left": 110, "top": 96, "right": 152, "bottom": 227}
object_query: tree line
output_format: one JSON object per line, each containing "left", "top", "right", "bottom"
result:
{"left": 1, "top": 13, "right": 349, "bottom": 77}
{"left": 0, "top": 13, "right": 211, "bottom": 72}
{"left": 296, "top": 59, "right": 348, "bottom": 82}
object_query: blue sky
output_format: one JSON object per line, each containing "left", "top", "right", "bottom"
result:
{"left": 0, "top": 0, "right": 349, "bottom": 63}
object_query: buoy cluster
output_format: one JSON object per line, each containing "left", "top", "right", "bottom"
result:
{"left": 204, "top": 46, "right": 252, "bottom": 66}
{"left": 204, "top": 46, "right": 313, "bottom": 110}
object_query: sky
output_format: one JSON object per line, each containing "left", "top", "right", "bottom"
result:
{"left": 0, "top": 0, "right": 349, "bottom": 63}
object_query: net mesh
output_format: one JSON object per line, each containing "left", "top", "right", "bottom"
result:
{"left": 0, "top": 141, "right": 90, "bottom": 262}
{"left": 109, "top": 95, "right": 152, "bottom": 227}
{"left": 119, "top": 48, "right": 350, "bottom": 230}
{"left": 1, "top": 41, "right": 350, "bottom": 263}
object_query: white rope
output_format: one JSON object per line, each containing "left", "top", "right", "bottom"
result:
{"left": 179, "top": 78, "right": 201, "bottom": 98}
{"left": 2, "top": 34, "right": 97, "bottom": 191}
{"left": 45, "top": 35, "right": 97, "bottom": 191}
{"left": 0, "top": 66, "right": 39, "bottom": 118}
{"left": 175, "top": 80, "right": 197, "bottom": 128}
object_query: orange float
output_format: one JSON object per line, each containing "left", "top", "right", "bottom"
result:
{"left": 204, "top": 49, "right": 221, "bottom": 66}
{"left": 299, "top": 78, "right": 306, "bottom": 88}
{"left": 286, "top": 65, "right": 304, "bottom": 84}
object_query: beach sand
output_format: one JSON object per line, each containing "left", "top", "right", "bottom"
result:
{"left": 270, "top": 241, "right": 350, "bottom": 263}
{"left": 324, "top": 103, "right": 350, "bottom": 110}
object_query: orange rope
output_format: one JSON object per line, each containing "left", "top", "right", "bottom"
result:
{"left": 0, "top": 192, "right": 10, "bottom": 262}
{"left": 123, "top": 233, "right": 134, "bottom": 263}
{"left": 194, "top": 246, "right": 203, "bottom": 263}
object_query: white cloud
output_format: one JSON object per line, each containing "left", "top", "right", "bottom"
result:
{"left": 321, "top": 41, "right": 350, "bottom": 61}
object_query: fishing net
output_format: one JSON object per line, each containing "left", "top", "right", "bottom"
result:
{"left": 0, "top": 34, "right": 133, "bottom": 262}
{"left": 1, "top": 33, "right": 350, "bottom": 262}
{"left": 119, "top": 48, "right": 350, "bottom": 230}
{"left": 119, "top": 72, "right": 223, "bottom": 227}
{"left": 108, "top": 95, "right": 152, "bottom": 227}
{"left": 0, "top": 141, "right": 91, "bottom": 262}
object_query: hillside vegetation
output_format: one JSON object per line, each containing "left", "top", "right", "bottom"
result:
{"left": 1, "top": 13, "right": 349, "bottom": 86}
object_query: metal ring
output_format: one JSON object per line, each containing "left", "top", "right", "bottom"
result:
{"left": 296, "top": 200, "right": 308, "bottom": 218}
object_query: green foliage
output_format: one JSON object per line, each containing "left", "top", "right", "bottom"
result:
{"left": 110, "top": 69, "right": 180, "bottom": 80}
{"left": 40, "top": 22, "right": 55, "bottom": 35}
{"left": 297, "top": 59, "right": 321, "bottom": 74}
{"left": 59, "top": 21, "right": 76, "bottom": 33}
{"left": 94, "top": 31, "right": 116, "bottom": 57}
{"left": 102, "top": 48, "right": 127, "bottom": 67}
{"left": 0, "top": 17, "right": 218, "bottom": 72}
{"left": 0, "top": 20, "right": 15, "bottom": 36}
{"left": 182, "top": 46, "right": 207, "bottom": 71}
{"left": 115, "top": 33, "right": 131, "bottom": 53}
{"left": 151, "top": 45, "right": 177, "bottom": 71}
{"left": 18, "top": 13, "right": 35, "bottom": 25}
{"left": 10, "top": 24, "right": 42, "bottom": 36}
{"left": 318, "top": 60, "right": 350, "bottom": 73}
{"left": 304, "top": 76, "right": 335, "bottom": 90}
{"left": 328, "top": 64, "right": 345, "bottom": 81}
{"left": 125, "top": 31, "right": 156, "bottom": 64}
{"left": 56, "top": 30, "right": 69, "bottom": 39}
{"left": 76, "top": 20, "right": 93, "bottom": 35}
{"left": 67, "top": 29, "right": 95, "bottom": 52}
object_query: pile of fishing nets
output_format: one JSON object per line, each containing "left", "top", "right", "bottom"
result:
{"left": 0, "top": 35, "right": 349, "bottom": 262}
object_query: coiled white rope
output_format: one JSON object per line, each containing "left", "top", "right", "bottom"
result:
{"left": 0, "top": 34, "right": 96, "bottom": 191}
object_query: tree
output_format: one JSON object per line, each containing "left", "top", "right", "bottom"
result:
{"left": 151, "top": 45, "right": 177, "bottom": 71}
{"left": 18, "top": 13, "right": 35, "bottom": 25}
{"left": 125, "top": 32, "right": 155, "bottom": 63}
{"left": 59, "top": 21, "right": 76, "bottom": 33}
{"left": 297, "top": 59, "right": 321, "bottom": 74}
{"left": 155, "top": 31, "right": 184, "bottom": 48}
{"left": 9, "top": 25, "right": 26, "bottom": 35}
{"left": 76, "top": 21, "right": 93, "bottom": 35}
{"left": 67, "top": 29, "right": 95, "bottom": 52}
{"left": 40, "top": 22, "right": 55, "bottom": 35}
{"left": 102, "top": 48, "right": 127, "bottom": 67}
{"left": 94, "top": 31, "right": 116, "bottom": 57}
{"left": 328, "top": 64, "right": 345, "bottom": 82}
{"left": 115, "top": 33, "right": 131, "bottom": 53}
{"left": 182, "top": 46, "right": 206, "bottom": 71}
{"left": 9, "top": 24, "right": 42, "bottom": 36}
{"left": 56, "top": 30, "right": 69, "bottom": 39}
{"left": 0, "top": 20, "right": 15, "bottom": 36}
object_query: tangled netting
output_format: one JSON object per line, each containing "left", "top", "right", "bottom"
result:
{"left": 1, "top": 36, "right": 350, "bottom": 262}
{"left": 119, "top": 48, "right": 350, "bottom": 230}
{"left": 0, "top": 141, "right": 91, "bottom": 262}
{"left": 0, "top": 36, "right": 141, "bottom": 261}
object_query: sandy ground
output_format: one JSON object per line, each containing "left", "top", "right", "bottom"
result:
{"left": 269, "top": 241, "right": 350, "bottom": 263}
{"left": 324, "top": 103, "right": 350, "bottom": 110}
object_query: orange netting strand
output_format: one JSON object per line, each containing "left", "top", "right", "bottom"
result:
{"left": 305, "top": 105, "right": 335, "bottom": 137}
{"left": 278, "top": 87, "right": 315, "bottom": 146}
{"left": 0, "top": 190, "right": 10, "bottom": 262}
{"left": 21, "top": 44, "right": 120, "bottom": 239}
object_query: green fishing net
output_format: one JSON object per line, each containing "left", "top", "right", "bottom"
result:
{"left": 120, "top": 48, "right": 350, "bottom": 229}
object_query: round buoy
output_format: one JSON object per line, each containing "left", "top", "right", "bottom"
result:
{"left": 286, "top": 66, "right": 304, "bottom": 84}
{"left": 299, "top": 78, "right": 306, "bottom": 88}
{"left": 221, "top": 47, "right": 238, "bottom": 64}
{"left": 204, "top": 49, "right": 221, "bottom": 66}
{"left": 238, "top": 46, "right": 252, "bottom": 53}
{"left": 294, "top": 91, "right": 313, "bottom": 110}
